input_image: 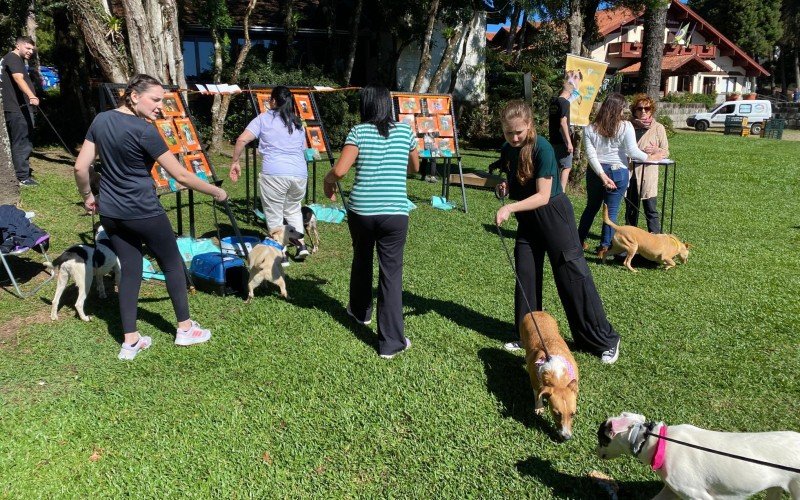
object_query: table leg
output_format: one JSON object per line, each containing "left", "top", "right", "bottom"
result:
{"left": 669, "top": 163, "right": 676, "bottom": 234}
{"left": 176, "top": 190, "right": 183, "bottom": 235}
{"left": 661, "top": 164, "right": 669, "bottom": 234}
{"left": 457, "top": 158, "right": 468, "bottom": 213}
{"left": 636, "top": 166, "right": 645, "bottom": 229}
{"left": 313, "top": 161, "right": 318, "bottom": 204}
{"left": 440, "top": 159, "right": 447, "bottom": 199}
{"left": 245, "top": 147, "right": 251, "bottom": 223}
{"left": 188, "top": 189, "right": 196, "bottom": 239}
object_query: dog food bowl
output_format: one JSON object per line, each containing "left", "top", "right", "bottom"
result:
{"left": 220, "top": 236, "right": 260, "bottom": 255}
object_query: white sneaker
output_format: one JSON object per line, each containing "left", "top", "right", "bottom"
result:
{"left": 281, "top": 255, "right": 291, "bottom": 268}
{"left": 175, "top": 321, "right": 212, "bottom": 346}
{"left": 380, "top": 337, "right": 411, "bottom": 359}
{"left": 503, "top": 340, "right": 523, "bottom": 352}
{"left": 601, "top": 339, "right": 620, "bottom": 364}
{"left": 118, "top": 336, "right": 152, "bottom": 360}
{"left": 346, "top": 304, "right": 372, "bottom": 326}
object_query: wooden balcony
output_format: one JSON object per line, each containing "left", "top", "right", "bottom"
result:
{"left": 608, "top": 42, "right": 717, "bottom": 60}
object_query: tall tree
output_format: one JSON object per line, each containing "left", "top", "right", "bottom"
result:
{"left": 343, "top": 0, "right": 362, "bottom": 85}
{"left": 639, "top": 0, "right": 669, "bottom": 97}
{"left": 282, "top": 0, "right": 298, "bottom": 66}
{"left": 689, "top": 0, "right": 783, "bottom": 59}
{"left": 411, "top": 0, "right": 441, "bottom": 92}
{"left": 0, "top": 92, "right": 20, "bottom": 205}
{"left": 427, "top": 22, "right": 464, "bottom": 92}
{"left": 121, "top": 0, "right": 185, "bottom": 87}
{"left": 505, "top": 1, "right": 522, "bottom": 54}
{"left": 66, "top": 0, "right": 130, "bottom": 82}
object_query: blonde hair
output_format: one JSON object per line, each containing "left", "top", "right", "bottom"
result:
{"left": 500, "top": 100, "right": 537, "bottom": 185}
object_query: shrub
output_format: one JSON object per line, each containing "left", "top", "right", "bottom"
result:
{"left": 661, "top": 92, "right": 716, "bottom": 109}
{"left": 656, "top": 113, "right": 676, "bottom": 137}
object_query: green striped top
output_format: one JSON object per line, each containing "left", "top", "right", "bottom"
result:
{"left": 345, "top": 122, "right": 416, "bottom": 216}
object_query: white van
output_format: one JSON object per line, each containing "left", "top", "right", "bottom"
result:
{"left": 686, "top": 99, "right": 772, "bottom": 134}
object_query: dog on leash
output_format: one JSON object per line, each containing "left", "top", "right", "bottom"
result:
{"left": 46, "top": 223, "right": 120, "bottom": 321}
{"left": 597, "top": 412, "right": 800, "bottom": 499}
{"left": 246, "top": 225, "right": 303, "bottom": 301}
{"left": 301, "top": 206, "right": 319, "bottom": 254}
{"left": 602, "top": 204, "right": 689, "bottom": 272}
{"left": 520, "top": 311, "right": 580, "bottom": 441}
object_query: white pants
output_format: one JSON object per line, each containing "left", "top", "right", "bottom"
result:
{"left": 259, "top": 174, "right": 307, "bottom": 235}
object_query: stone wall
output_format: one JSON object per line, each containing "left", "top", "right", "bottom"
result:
{"left": 657, "top": 103, "right": 708, "bottom": 128}
{"left": 772, "top": 103, "right": 800, "bottom": 129}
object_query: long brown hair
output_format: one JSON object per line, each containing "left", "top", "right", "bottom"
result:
{"left": 500, "top": 100, "right": 537, "bottom": 185}
{"left": 593, "top": 92, "right": 627, "bottom": 138}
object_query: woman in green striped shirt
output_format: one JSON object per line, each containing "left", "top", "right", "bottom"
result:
{"left": 324, "top": 85, "right": 420, "bottom": 359}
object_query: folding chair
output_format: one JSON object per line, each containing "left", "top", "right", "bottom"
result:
{"left": 0, "top": 234, "right": 55, "bottom": 298}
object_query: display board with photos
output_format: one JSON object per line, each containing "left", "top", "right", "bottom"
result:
{"left": 99, "top": 84, "right": 219, "bottom": 196}
{"left": 391, "top": 92, "right": 459, "bottom": 158}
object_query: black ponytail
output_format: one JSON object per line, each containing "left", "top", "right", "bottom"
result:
{"left": 271, "top": 86, "right": 303, "bottom": 134}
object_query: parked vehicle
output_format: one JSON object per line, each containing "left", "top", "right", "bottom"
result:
{"left": 687, "top": 99, "right": 772, "bottom": 134}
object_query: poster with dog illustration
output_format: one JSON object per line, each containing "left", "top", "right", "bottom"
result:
{"left": 183, "top": 153, "right": 212, "bottom": 182}
{"left": 174, "top": 118, "right": 201, "bottom": 152}
{"left": 565, "top": 54, "right": 608, "bottom": 127}
{"left": 398, "top": 114, "right": 416, "bottom": 133}
{"left": 161, "top": 92, "right": 185, "bottom": 118}
{"left": 398, "top": 96, "right": 421, "bottom": 114}
{"left": 256, "top": 92, "right": 271, "bottom": 113}
{"left": 415, "top": 116, "right": 438, "bottom": 134}
{"left": 293, "top": 93, "right": 315, "bottom": 121}
{"left": 425, "top": 97, "right": 450, "bottom": 114}
{"left": 155, "top": 119, "right": 182, "bottom": 153}
{"left": 306, "top": 126, "right": 326, "bottom": 152}
{"left": 437, "top": 115, "right": 454, "bottom": 137}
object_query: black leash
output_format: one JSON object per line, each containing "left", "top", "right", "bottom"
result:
{"left": 26, "top": 104, "right": 78, "bottom": 158}
{"left": 493, "top": 182, "right": 551, "bottom": 361}
{"left": 644, "top": 430, "right": 800, "bottom": 474}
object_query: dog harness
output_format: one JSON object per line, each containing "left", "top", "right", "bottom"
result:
{"left": 651, "top": 425, "right": 667, "bottom": 471}
{"left": 534, "top": 354, "right": 576, "bottom": 381}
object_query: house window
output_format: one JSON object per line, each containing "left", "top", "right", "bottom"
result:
{"left": 724, "top": 77, "right": 737, "bottom": 93}
{"left": 676, "top": 75, "right": 692, "bottom": 92}
{"left": 182, "top": 37, "right": 215, "bottom": 78}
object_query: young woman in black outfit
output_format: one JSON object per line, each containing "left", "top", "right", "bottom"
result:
{"left": 495, "top": 100, "right": 621, "bottom": 364}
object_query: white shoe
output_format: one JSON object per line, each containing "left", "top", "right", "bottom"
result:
{"left": 380, "top": 337, "right": 411, "bottom": 359}
{"left": 601, "top": 339, "right": 620, "bottom": 364}
{"left": 175, "top": 321, "right": 211, "bottom": 346}
{"left": 346, "top": 304, "right": 372, "bottom": 326}
{"left": 503, "top": 340, "right": 523, "bottom": 352}
{"left": 118, "top": 336, "right": 152, "bottom": 360}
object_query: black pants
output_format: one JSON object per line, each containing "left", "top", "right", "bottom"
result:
{"left": 625, "top": 176, "right": 661, "bottom": 233}
{"left": 100, "top": 213, "right": 189, "bottom": 334}
{"left": 5, "top": 111, "right": 33, "bottom": 181}
{"left": 514, "top": 193, "right": 619, "bottom": 354}
{"left": 347, "top": 211, "right": 408, "bottom": 356}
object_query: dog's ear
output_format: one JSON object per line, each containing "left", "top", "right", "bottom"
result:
{"left": 684, "top": 241, "right": 693, "bottom": 249}
{"left": 567, "top": 379, "right": 578, "bottom": 393}
{"left": 538, "top": 387, "right": 553, "bottom": 400}
{"left": 609, "top": 413, "right": 646, "bottom": 436}
{"left": 534, "top": 350, "right": 547, "bottom": 363}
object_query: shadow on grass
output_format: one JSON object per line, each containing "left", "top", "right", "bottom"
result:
{"left": 515, "top": 455, "right": 663, "bottom": 499}
{"left": 288, "top": 275, "right": 377, "bottom": 354}
{"left": 31, "top": 150, "right": 74, "bottom": 166}
{"left": 477, "top": 347, "right": 562, "bottom": 440}
{"left": 482, "top": 222, "right": 517, "bottom": 240}
{"left": 404, "top": 291, "right": 514, "bottom": 341}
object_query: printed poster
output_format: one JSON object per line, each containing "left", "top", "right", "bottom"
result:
{"left": 564, "top": 54, "right": 609, "bottom": 127}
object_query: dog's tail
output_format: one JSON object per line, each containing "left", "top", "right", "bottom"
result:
{"left": 602, "top": 204, "right": 620, "bottom": 230}
{"left": 45, "top": 252, "right": 74, "bottom": 270}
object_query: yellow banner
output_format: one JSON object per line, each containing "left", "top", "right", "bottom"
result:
{"left": 565, "top": 54, "right": 609, "bottom": 127}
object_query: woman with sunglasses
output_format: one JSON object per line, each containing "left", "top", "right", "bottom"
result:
{"left": 577, "top": 93, "right": 664, "bottom": 259}
{"left": 625, "top": 94, "right": 669, "bottom": 233}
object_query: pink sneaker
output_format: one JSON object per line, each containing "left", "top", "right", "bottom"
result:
{"left": 175, "top": 321, "right": 211, "bottom": 346}
{"left": 118, "top": 336, "right": 152, "bottom": 360}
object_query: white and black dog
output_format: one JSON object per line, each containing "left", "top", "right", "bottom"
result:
{"left": 46, "top": 224, "right": 120, "bottom": 321}
{"left": 597, "top": 412, "right": 800, "bottom": 499}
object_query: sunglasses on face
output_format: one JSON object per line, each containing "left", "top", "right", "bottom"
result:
{"left": 635, "top": 106, "right": 652, "bottom": 111}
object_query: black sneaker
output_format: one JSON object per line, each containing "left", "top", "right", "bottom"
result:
{"left": 19, "top": 178, "right": 39, "bottom": 187}
{"left": 295, "top": 244, "right": 309, "bottom": 261}
{"left": 600, "top": 339, "right": 620, "bottom": 364}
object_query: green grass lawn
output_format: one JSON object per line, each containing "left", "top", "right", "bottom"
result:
{"left": 1, "top": 133, "right": 799, "bottom": 497}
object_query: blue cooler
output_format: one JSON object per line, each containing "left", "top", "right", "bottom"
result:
{"left": 190, "top": 252, "right": 247, "bottom": 296}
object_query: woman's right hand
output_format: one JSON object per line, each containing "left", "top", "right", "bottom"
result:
{"left": 229, "top": 161, "right": 241, "bottom": 182}
{"left": 213, "top": 188, "right": 228, "bottom": 203}
{"left": 600, "top": 174, "right": 617, "bottom": 190}
{"left": 83, "top": 194, "right": 98, "bottom": 214}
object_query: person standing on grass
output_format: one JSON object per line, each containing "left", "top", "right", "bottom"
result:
{"left": 548, "top": 80, "right": 574, "bottom": 192}
{"left": 1, "top": 36, "right": 39, "bottom": 187}
{"left": 73, "top": 74, "right": 228, "bottom": 360}
{"left": 577, "top": 93, "right": 664, "bottom": 260}
{"left": 625, "top": 94, "right": 670, "bottom": 233}
{"left": 495, "top": 100, "right": 621, "bottom": 364}
{"left": 323, "top": 85, "right": 420, "bottom": 359}
{"left": 229, "top": 86, "right": 310, "bottom": 265}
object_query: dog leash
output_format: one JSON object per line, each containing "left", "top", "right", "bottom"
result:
{"left": 25, "top": 104, "right": 78, "bottom": 158}
{"left": 493, "top": 181, "right": 551, "bottom": 361}
{"left": 643, "top": 428, "right": 800, "bottom": 474}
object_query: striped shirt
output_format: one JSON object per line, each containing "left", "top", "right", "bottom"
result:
{"left": 345, "top": 122, "right": 416, "bottom": 216}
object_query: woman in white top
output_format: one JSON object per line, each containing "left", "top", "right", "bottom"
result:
{"left": 577, "top": 93, "right": 664, "bottom": 258}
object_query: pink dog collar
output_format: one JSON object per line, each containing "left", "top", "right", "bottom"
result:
{"left": 534, "top": 354, "right": 576, "bottom": 380}
{"left": 651, "top": 425, "right": 667, "bottom": 471}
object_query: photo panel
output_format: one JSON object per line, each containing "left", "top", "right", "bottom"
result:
{"left": 151, "top": 162, "right": 182, "bottom": 192}
{"left": 183, "top": 153, "right": 212, "bottom": 182}
{"left": 155, "top": 119, "right": 182, "bottom": 153}
{"left": 161, "top": 92, "right": 185, "bottom": 117}
{"left": 416, "top": 138, "right": 425, "bottom": 152}
{"left": 256, "top": 92, "right": 271, "bottom": 113}
{"left": 436, "top": 138, "right": 455, "bottom": 156}
{"left": 437, "top": 115, "right": 454, "bottom": 137}
{"left": 415, "top": 116, "right": 438, "bottom": 135}
{"left": 426, "top": 97, "right": 450, "bottom": 114}
{"left": 397, "top": 96, "right": 421, "bottom": 114}
{"left": 174, "top": 118, "right": 201, "bottom": 151}
{"left": 306, "top": 126, "right": 326, "bottom": 152}
{"left": 293, "top": 93, "right": 315, "bottom": 121}
{"left": 398, "top": 114, "right": 416, "bottom": 133}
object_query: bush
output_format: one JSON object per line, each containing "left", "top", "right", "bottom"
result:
{"left": 660, "top": 92, "right": 716, "bottom": 109}
{"left": 656, "top": 113, "right": 676, "bottom": 138}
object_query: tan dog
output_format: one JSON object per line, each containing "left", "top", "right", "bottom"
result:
{"left": 520, "top": 311, "right": 579, "bottom": 440}
{"left": 246, "top": 225, "right": 303, "bottom": 301}
{"left": 602, "top": 204, "right": 689, "bottom": 272}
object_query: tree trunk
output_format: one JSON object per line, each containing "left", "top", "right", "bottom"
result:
{"left": 0, "top": 92, "right": 20, "bottom": 206}
{"left": 448, "top": 14, "right": 474, "bottom": 94}
{"left": 428, "top": 22, "right": 464, "bottom": 93}
{"left": 640, "top": 0, "right": 669, "bottom": 99}
{"left": 67, "top": 0, "right": 130, "bottom": 82}
{"left": 513, "top": 10, "right": 528, "bottom": 62}
{"left": 158, "top": 0, "right": 186, "bottom": 89}
{"left": 321, "top": 0, "right": 337, "bottom": 73}
{"left": 580, "top": 0, "right": 602, "bottom": 57}
{"left": 284, "top": 0, "right": 296, "bottom": 66}
{"left": 794, "top": 48, "right": 800, "bottom": 89}
{"left": 209, "top": 0, "right": 257, "bottom": 154}
{"left": 53, "top": 8, "right": 94, "bottom": 135}
{"left": 412, "top": 0, "right": 441, "bottom": 92}
{"left": 505, "top": 2, "right": 521, "bottom": 54}
{"left": 25, "top": 0, "right": 43, "bottom": 94}
{"left": 567, "top": 0, "right": 585, "bottom": 55}
{"left": 343, "top": 0, "right": 362, "bottom": 85}
{"left": 120, "top": 0, "right": 185, "bottom": 85}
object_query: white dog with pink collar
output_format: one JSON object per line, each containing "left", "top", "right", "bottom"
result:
{"left": 596, "top": 412, "right": 800, "bottom": 499}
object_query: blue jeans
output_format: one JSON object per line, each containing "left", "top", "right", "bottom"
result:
{"left": 578, "top": 164, "right": 630, "bottom": 248}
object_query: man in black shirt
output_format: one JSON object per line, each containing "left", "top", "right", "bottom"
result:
{"left": 1, "top": 36, "right": 39, "bottom": 186}
{"left": 548, "top": 81, "right": 574, "bottom": 192}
